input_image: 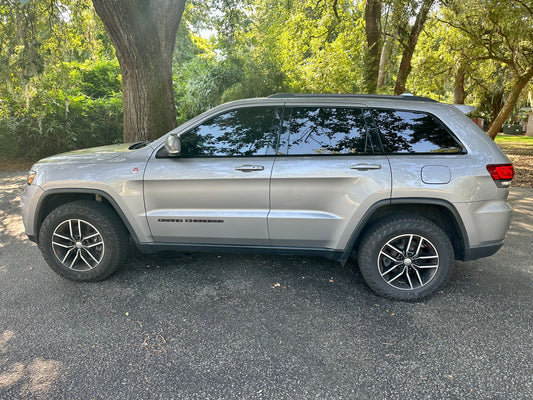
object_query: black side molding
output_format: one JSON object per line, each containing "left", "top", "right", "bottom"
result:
{"left": 137, "top": 242, "right": 345, "bottom": 261}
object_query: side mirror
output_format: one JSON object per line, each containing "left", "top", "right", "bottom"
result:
{"left": 164, "top": 134, "right": 181, "bottom": 156}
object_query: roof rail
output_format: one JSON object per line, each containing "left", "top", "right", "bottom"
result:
{"left": 267, "top": 93, "right": 438, "bottom": 102}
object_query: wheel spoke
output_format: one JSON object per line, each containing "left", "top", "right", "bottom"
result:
{"left": 414, "top": 263, "right": 439, "bottom": 269}
{"left": 414, "top": 237, "right": 423, "bottom": 258}
{"left": 416, "top": 255, "right": 439, "bottom": 260}
{"left": 405, "top": 269, "right": 414, "bottom": 289}
{"left": 84, "top": 232, "right": 100, "bottom": 241}
{"left": 52, "top": 241, "right": 73, "bottom": 249}
{"left": 79, "top": 251, "right": 93, "bottom": 269}
{"left": 380, "top": 250, "right": 400, "bottom": 263}
{"left": 78, "top": 220, "right": 82, "bottom": 239}
{"left": 387, "top": 267, "right": 406, "bottom": 284}
{"left": 406, "top": 235, "right": 413, "bottom": 255}
{"left": 380, "top": 262, "right": 403, "bottom": 277}
{"left": 61, "top": 248, "right": 75, "bottom": 264}
{"left": 69, "top": 250, "right": 80, "bottom": 269}
{"left": 85, "top": 241, "right": 103, "bottom": 249}
{"left": 385, "top": 242, "right": 404, "bottom": 256}
{"left": 68, "top": 220, "right": 74, "bottom": 239}
{"left": 413, "top": 267, "right": 424, "bottom": 287}
{"left": 53, "top": 232, "right": 72, "bottom": 241}
{"left": 84, "top": 247, "right": 100, "bottom": 263}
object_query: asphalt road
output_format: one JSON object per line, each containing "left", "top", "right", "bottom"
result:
{"left": 0, "top": 171, "right": 531, "bottom": 399}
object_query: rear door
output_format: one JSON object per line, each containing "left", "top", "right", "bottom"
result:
{"left": 268, "top": 105, "right": 392, "bottom": 250}
{"left": 144, "top": 106, "right": 281, "bottom": 245}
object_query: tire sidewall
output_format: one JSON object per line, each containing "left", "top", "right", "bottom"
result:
{"left": 358, "top": 217, "right": 454, "bottom": 301}
{"left": 39, "top": 201, "right": 126, "bottom": 281}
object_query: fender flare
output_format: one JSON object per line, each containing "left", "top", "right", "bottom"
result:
{"left": 339, "top": 197, "right": 469, "bottom": 264}
{"left": 34, "top": 188, "right": 141, "bottom": 244}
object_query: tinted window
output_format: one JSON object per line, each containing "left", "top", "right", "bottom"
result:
{"left": 373, "top": 109, "right": 463, "bottom": 154}
{"left": 180, "top": 107, "right": 278, "bottom": 157}
{"left": 279, "top": 107, "right": 379, "bottom": 156}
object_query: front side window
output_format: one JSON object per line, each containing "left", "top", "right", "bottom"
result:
{"left": 279, "top": 107, "right": 379, "bottom": 156}
{"left": 180, "top": 107, "right": 279, "bottom": 157}
{"left": 372, "top": 109, "right": 464, "bottom": 154}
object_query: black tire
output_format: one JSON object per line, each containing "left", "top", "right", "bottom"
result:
{"left": 357, "top": 215, "right": 454, "bottom": 301}
{"left": 38, "top": 200, "right": 129, "bottom": 281}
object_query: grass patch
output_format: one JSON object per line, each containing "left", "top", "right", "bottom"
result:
{"left": 495, "top": 135, "right": 533, "bottom": 146}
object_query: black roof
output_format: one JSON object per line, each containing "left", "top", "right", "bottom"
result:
{"left": 268, "top": 93, "right": 438, "bottom": 102}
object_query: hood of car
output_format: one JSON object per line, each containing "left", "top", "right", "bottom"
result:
{"left": 36, "top": 143, "right": 136, "bottom": 164}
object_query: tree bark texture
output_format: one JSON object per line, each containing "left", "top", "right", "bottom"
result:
{"left": 394, "top": 0, "right": 434, "bottom": 95}
{"left": 364, "top": 0, "right": 382, "bottom": 93}
{"left": 92, "top": 0, "right": 186, "bottom": 142}
{"left": 376, "top": 35, "right": 392, "bottom": 90}
{"left": 487, "top": 66, "right": 533, "bottom": 139}
{"left": 377, "top": 2, "right": 403, "bottom": 90}
{"left": 453, "top": 62, "right": 466, "bottom": 104}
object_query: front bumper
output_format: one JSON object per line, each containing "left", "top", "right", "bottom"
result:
{"left": 20, "top": 183, "right": 44, "bottom": 242}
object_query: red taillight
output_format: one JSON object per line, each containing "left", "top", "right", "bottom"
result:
{"left": 486, "top": 164, "right": 514, "bottom": 180}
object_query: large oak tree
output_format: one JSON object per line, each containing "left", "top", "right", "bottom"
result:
{"left": 442, "top": 0, "right": 533, "bottom": 139}
{"left": 92, "top": 0, "right": 186, "bottom": 142}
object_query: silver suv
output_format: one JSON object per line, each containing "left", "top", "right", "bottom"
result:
{"left": 21, "top": 94, "right": 514, "bottom": 300}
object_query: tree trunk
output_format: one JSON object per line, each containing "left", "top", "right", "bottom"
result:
{"left": 394, "top": 0, "right": 434, "bottom": 95}
{"left": 453, "top": 62, "right": 466, "bottom": 104}
{"left": 364, "top": 0, "right": 382, "bottom": 93}
{"left": 377, "top": 2, "right": 403, "bottom": 90}
{"left": 92, "top": 0, "right": 186, "bottom": 142}
{"left": 376, "top": 34, "right": 392, "bottom": 90}
{"left": 488, "top": 91, "right": 504, "bottom": 127}
{"left": 487, "top": 66, "right": 533, "bottom": 139}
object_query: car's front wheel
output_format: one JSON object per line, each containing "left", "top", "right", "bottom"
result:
{"left": 357, "top": 215, "right": 455, "bottom": 301}
{"left": 38, "top": 200, "right": 129, "bottom": 281}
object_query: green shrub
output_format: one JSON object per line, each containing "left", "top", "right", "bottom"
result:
{"left": 0, "top": 60, "right": 123, "bottom": 159}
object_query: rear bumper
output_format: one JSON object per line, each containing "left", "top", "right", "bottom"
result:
{"left": 463, "top": 240, "right": 504, "bottom": 261}
{"left": 455, "top": 198, "right": 512, "bottom": 260}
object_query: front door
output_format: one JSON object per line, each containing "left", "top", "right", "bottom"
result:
{"left": 144, "top": 106, "right": 280, "bottom": 246}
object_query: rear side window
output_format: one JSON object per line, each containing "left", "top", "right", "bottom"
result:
{"left": 372, "top": 109, "right": 464, "bottom": 154}
{"left": 278, "top": 107, "right": 380, "bottom": 156}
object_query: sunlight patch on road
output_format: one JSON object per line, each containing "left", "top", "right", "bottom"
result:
{"left": 0, "top": 174, "right": 27, "bottom": 244}
{"left": 0, "top": 330, "right": 62, "bottom": 397}
{"left": 0, "top": 175, "right": 26, "bottom": 189}
{"left": 0, "top": 330, "right": 15, "bottom": 352}
{"left": 0, "top": 211, "right": 26, "bottom": 243}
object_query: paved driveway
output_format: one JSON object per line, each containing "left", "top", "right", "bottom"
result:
{"left": 0, "top": 171, "right": 531, "bottom": 399}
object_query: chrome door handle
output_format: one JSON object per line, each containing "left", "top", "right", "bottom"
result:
{"left": 350, "top": 163, "right": 382, "bottom": 171}
{"left": 235, "top": 164, "right": 265, "bottom": 172}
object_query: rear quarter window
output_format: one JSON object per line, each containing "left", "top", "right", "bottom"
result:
{"left": 372, "top": 109, "right": 464, "bottom": 154}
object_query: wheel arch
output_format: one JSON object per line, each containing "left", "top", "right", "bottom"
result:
{"left": 34, "top": 189, "right": 139, "bottom": 244}
{"left": 342, "top": 198, "right": 469, "bottom": 263}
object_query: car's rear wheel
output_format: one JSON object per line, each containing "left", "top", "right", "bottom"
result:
{"left": 39, "top": 200, "right": 129, "bottom": 281}
{"left": 357, "top": 215, "right": 454, "bottom": 301}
